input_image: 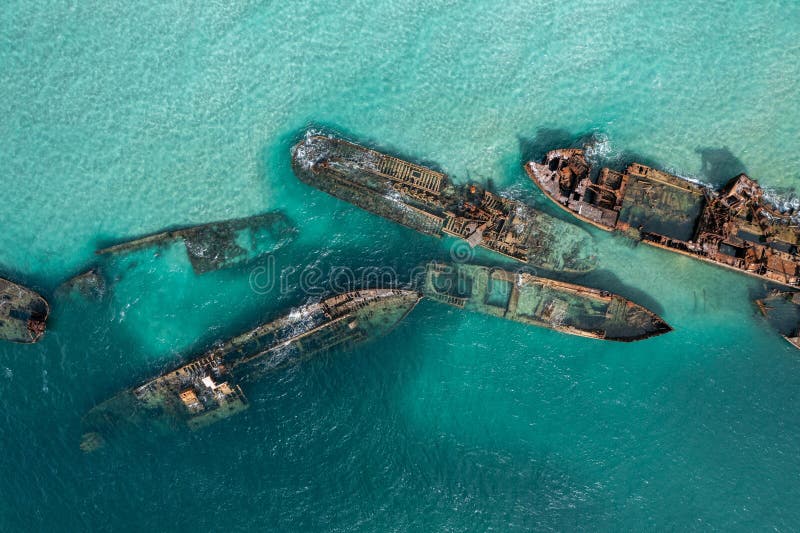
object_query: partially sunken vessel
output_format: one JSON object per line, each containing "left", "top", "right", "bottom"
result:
{"left": 756, "top": 291, "right": 800, "bottom": 350}
{"left": 292, "top": 133, "right": 596, "bottom": 273}
{"left": 80, "top": 289, "right": 420, "bottom": 451}
{"left": 526, "top": 149, "right": 800, "bottom": 287}
{"left": 97, "top": 211, "right": 296, "bottom": 274}
{"left": 422, "top": 262, "right": 670, "bottom": 341}
{"left": 0, "top": 278, "right": 49, "bottom": 343}
{"left": 56, "top": 268, "right": 106, "bottom": 301}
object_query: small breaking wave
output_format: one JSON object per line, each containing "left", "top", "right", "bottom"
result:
{"left": 584, "top": 133, "right": 615, "bottom": 163}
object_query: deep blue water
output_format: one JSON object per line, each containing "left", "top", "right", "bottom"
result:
{"left": 2, "top": 1, "right": 800, "bottom": 530}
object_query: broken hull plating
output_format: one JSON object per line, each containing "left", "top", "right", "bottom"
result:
{"left": 422, "top": 262, "right": 671, "bottom": 342}
{"left": 292, "top": 133, "right": 596, "bottom": 273}
{"left": 97, "top": 211, "right": 297, "bottom": 274}
{"left": 526, "top": 150, "right": 800, "bottom": 288}
{"left": 0, "top": 278, "right": 49, "bottom": 343}
{"left": 80, "top": 289, "right": 421, "bottom": 451}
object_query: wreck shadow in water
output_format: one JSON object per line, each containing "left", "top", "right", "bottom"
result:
{"left": 695, "top": 146, "right": 748, "bottom": 188}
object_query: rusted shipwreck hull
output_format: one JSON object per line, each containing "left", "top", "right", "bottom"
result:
{"left": 292, "top": 133, "right": 596, "bottom": 273}
{"left": 0, "top": 278, "right": 49, "bottom": 343}
{"left": 80, "top": 289, "right": 420, "bottom": 451}
{"left": 97, "top": 211, "right": 296, "bottom": 274}
{"left": 422, "top": 262, "right": 670, "bottom": 341}
{"left": 526, "top": 149, "right": 800, "bottom": 287}
{"left": 756, "top": 291, "right": 800, "bottom": 350}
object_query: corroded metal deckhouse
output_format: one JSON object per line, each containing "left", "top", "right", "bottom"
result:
{"left": 292, "top": 133, "right": 596, "bottom": 273}
{"left": 526, "top": 149, "right": 800, "bottom": 288}
{"left": 80, "top": 289, "right": 421, "bottom": 451}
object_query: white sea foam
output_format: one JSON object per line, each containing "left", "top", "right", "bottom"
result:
{"left": 762, "top": 188, "right": 800, "bottom": 215}
{"left": 584, "top": 133, "right": 614, "bottom": 162}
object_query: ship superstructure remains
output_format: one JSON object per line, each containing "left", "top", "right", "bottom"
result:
{"left": 526, "top": 150, "right": 800, "bottom": 287}
{"left": 292, "top": 133, "right": 596, "bottom": 273}
{"left": 422, "top": 262, "right": 670, "bottom": 341}
{"left": 0, "top": 278, "right": 49, "bottom": 343}
{"left": 80, "top": 289, "right": 420, "bottom": 451}
{"left": 97, "top": 211, "right": 297, "bottom": 274}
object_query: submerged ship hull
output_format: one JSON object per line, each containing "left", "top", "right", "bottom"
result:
{"left": 526, "top": 150, "right": 800, "bottom": 288}
{"left": 56, "top": 269, "right": 106, "bottom": 301}
{"left": 422, "top": 262, "right": 671, "bottom": 341}
{"left": 97, "top": 211, "right": 297, "bottom": 274}
{"left": 0, "top": 278, "right": 49, "bottom": 343}
{"left": 292, "top": 133, "right": 596, "bottom": 273}
{"left": 81, "top": 289, "right": 420, "bottom": 451}
{"left": 756, "top": 291, "right": 800, "bottom": 350}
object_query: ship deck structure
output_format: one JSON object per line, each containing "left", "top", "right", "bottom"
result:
{"left": 80, "top": 289, "right": 421, "bottom": 451}
{"left": 0, "top": 278, "right": 49, "bottom": 343}
{"left": 421, "top": 262, "right": 671, "bottom": 341}
{"left": 97, "top": 211, "right": 297, "bottom": 274}
{"left": 526, "top": 149, "right": 800, "bottom": 287}
{"left": 292, "top": 133, "right": 597, "bottom": 273}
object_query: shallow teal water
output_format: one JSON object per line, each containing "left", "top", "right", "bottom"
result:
{"left": 2, "top": 1, "right": 800, "bottom": 530}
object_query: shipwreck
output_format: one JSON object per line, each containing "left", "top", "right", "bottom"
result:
{"left": 756, "top": 291, "right": 800, "bottom": 350}
{"left": 97, "top": 211, "right": 297, "bottom": 274}
{"left": 0, "top": 278, "right": 49, "bottom": 343}
{"left": 421, "top": 262, "right": 670, "bottom": 341}
{"left": 56, "top": 268, "right": 106, "bottom": 301}
{"left": 80, "top": 288, "right": 420, "bottom": 451}
{"left": 526, "top": 149, "right": 800, "bottom": 287}
{"left": 292, "top": 133, "right": 596, "bottom": 273}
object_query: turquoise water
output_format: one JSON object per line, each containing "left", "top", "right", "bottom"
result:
{"left": 2, "top": 0, "right": 800, "bottom": 530}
